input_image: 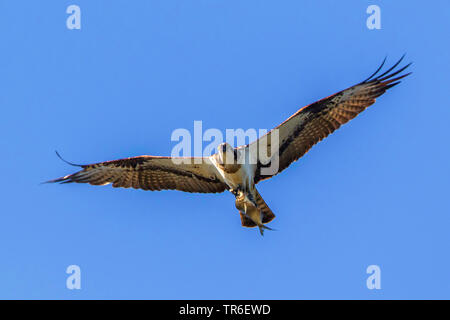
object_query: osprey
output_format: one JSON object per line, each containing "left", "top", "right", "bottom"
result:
{"left": 48, "top": 57, "right": 411, "bottom": 235}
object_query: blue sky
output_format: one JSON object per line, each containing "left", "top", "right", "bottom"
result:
{"left": 1, "top": 1, "right": 449, "bottom": 299}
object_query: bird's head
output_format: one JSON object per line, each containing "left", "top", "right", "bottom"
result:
{"left": 217, "top": 142, "right": 237, "bottom": 165}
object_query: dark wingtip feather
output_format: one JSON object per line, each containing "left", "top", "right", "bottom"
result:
{"left": 378, "top": 62, "right": 412, "bottom": 82}
{"left": 42, "top": 151, "right": 83, "bottom": 184}
{"left": 363, "top": 56, "right": 387, "bottom": 82}
{"left": 376, "top": 55, "right": 406, "bottom": 79}
{"left": 383, "top": 81, "right": 402, "bottom": 91}
{"left": 42, "top": 174, "right": 72, "bottom": 184}
{"left": 361, "top": 56, "right": 412, "bottom": 93}
{"left": 362, "top": 55, "right": 412, "bottom": 85}
{"left": 55, "top": 151, "right": 84, "bottom": 167}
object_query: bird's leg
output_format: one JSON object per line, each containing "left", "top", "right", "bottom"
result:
{"left": 230, "top": 184, "right": 242, "bottom": 196}
{"left": 230, "top": 184, "right": 243, "bottom": 196}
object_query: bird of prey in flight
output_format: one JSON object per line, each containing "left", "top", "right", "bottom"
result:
{"left": 48, "top": 57, "right": 411, "bottom": 235}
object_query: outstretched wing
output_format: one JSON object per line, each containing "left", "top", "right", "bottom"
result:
{"left": 250, "top": 56, "right": 411, "bottom": 183}
{"left": 48, "top": 154, "right": 227, "bottom": 193}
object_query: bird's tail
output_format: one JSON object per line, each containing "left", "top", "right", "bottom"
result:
{"left": 239, "top": 213, "right": 276, "bottom": 235}
{"left": 239, "top": 188, "right": 276, "bottom": 228}
{"left": 254, "top": 188, "right": 276, "bottom": 224}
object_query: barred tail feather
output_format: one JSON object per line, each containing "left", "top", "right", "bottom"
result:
{"left": 254, "top": 189, "right": 276, "bottom": 224}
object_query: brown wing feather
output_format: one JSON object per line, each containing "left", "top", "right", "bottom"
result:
{"left": 253, "top": 57, "right": 412, "bottom": 183}
{"left": 48, "top": 156, "right": 227, "bottom": 193}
